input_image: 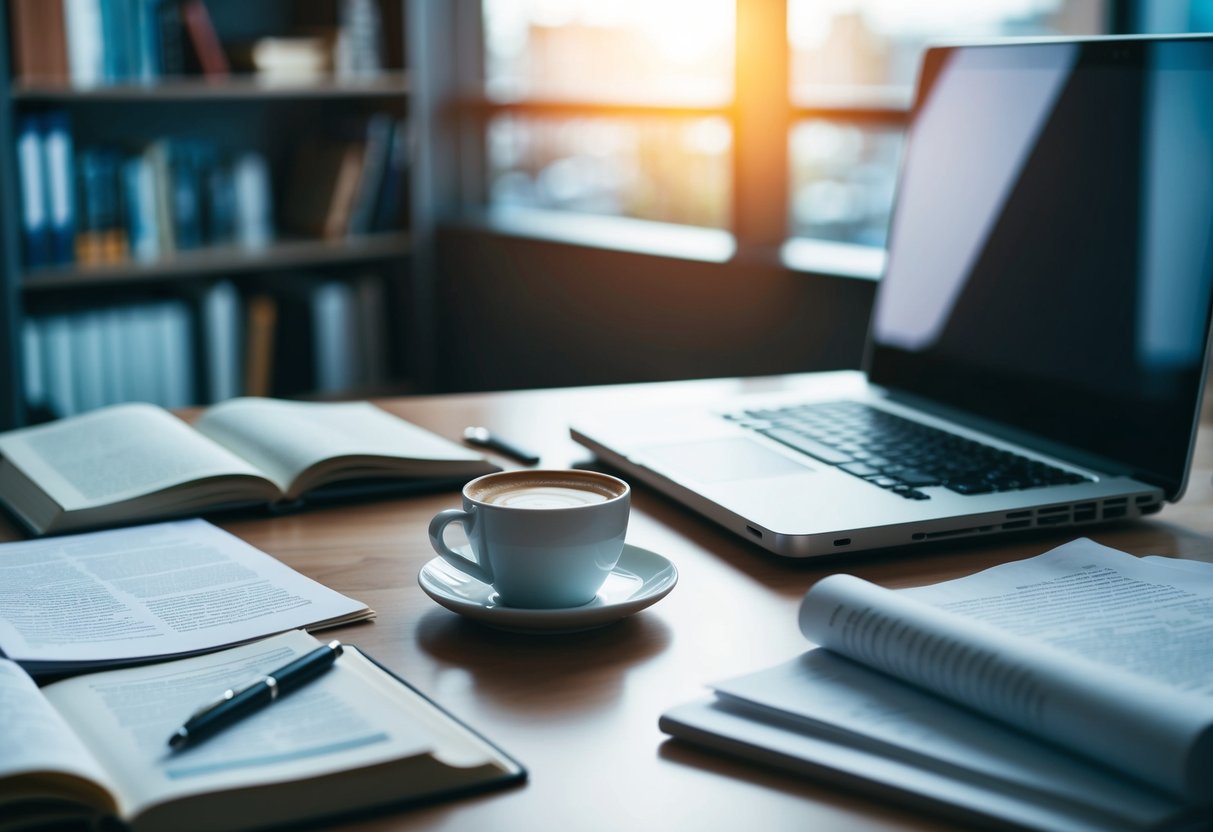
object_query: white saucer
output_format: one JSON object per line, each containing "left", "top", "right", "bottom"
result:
{"left": 418, "top": 544, "right": 678, "bottom": 633}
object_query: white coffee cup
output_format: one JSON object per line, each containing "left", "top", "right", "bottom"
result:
{"left": 428, "top": 469, "right": 631, "bottom": 609}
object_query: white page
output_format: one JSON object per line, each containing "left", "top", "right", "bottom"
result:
{"left": 0, "top": 403, "right": 268, "bottom": 510}
{"left": 0, "top": 519, "right": 369, "bottom": 666}
{"left": 899, "top": 539, "right": 1213, "bottom": 695}
{"left": 798, "top": 540, "right": 1213, "bottom": 801}
{"left": 663, "top": 699, "right": 1154, "bottom": 832}
{"left": 41, "top": 631, "right": 432, "bottom": 819}
{"left": 194, "top": 398, "right": 485, "bottom": 495}
{"left": 0, "top": 659, "right": 112, "bottom": 796}
{"left": 712, "top": 651, "right": 1181, "bottom": 829}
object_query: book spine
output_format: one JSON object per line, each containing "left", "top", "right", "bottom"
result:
{"left": 63, "top": 0, "right": 107, "bottom": 87}
{"left": 180, "top": 0, "right": 229, "bottom": 77}
{"left": 98, "top": 0, "right": 132, "bottom": 81}
{"left": 232, "top": 152, "right": 274, "bottom": 248}
{"left": 20, "top": 317, "right": 45, "bottom": 414}
{"left": 154, "top": 0, "right": 184, "bottom": 77}
{"left": 9, "top": 0, "right": 70, "bottom": 83}
{"left": 42, "top": 112, "right": 77, "bottom": 265}
{"left": 126, "top": 0, "right": 158, "bottom": 81}
{"left": 372, "top": 118, "right": 409, "bottom": 232}
{"left": 122, "top": 152, "right": 161, "bottom": 260}
{"left": 202, "top": 280, "right": 242, "bottom": 402}
{"left": 75, "top": 148, "right": 127, "bottom": 265}
{"left": 205, "top": 161, "right": 238, "bottom": 246}
{"left": 169, "top": 142, "right": 205, "bottom": 250}
{"left": 347, "top": 115, "right": 394, "bottom": 237}
{"left": 15, "top": 115, "right": 50, "bottom": 269}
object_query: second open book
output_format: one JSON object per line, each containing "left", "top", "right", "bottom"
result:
{"left": 661, "top": 539, "right": 1213, "bottom": 832}
{"left": 0, "top": 397, "right": 497, "bottom": 535}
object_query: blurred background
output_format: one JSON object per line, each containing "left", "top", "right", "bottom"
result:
{"left": 2, "top": 0, "right": 1210, "bottom": 427}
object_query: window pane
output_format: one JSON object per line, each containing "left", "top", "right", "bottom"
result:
{"left": 789, "top": 120, "right": 903, "bottom": 247}
{"left": 484, "top": 0, "right": 734, "bottom": 104}
{"left": 488, "top": 115, "right": 732, "bottom": 228}
{"left": 788, "top": 0, "right": 1107, "bottom": 101}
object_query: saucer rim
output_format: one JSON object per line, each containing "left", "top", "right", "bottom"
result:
{"left": 417, "top": 543, "right": 677, "bottom": 630}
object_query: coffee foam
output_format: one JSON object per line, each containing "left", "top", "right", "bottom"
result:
{"left": 468, "top": 472, "right": 624, "bottom": 508}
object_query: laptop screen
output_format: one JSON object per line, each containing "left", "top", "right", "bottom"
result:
{"left": 868, "top": 37, "right": 1213, "bottom": 498}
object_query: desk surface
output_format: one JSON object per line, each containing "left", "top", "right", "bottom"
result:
{"left": 16, "top": 375, "right": 1213, "bottom": 831}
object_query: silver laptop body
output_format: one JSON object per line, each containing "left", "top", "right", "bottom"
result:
{"left": 571, "top": 36, "right": 1213, "bottom": 557}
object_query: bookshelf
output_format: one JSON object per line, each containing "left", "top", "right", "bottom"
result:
{"left": 0, "top": 0, "right": 420, "bottom": 429}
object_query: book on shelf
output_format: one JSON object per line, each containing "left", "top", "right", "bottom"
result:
{"left": 0, "top": 519, "right": 372, "bottom": 677}
{"left": 660, "top": 539, "right": 1213, "bottom": 832}
{"left": 0, "top": 629, "right": 524, "bottom": 831}
{"left": 284, "top": 116, "right": 403, "bottom": 240}
{"left": 12, "top": 0, "right": 237, "bottom": 86}
{"left": 179, "top": 0, "right": 229, "bottom": 78}
{"left": 15, "top": 115, "right": 50, "bottom": 268}
{"left": 15, "top": 111, "right": 76, "bottom": 268}
{"left": 0, "top": 397, "right": 498, "bottom": 536}
{"left": 7, "top": 0, "right": 70, "bottom": 83}
{"left": 23, "top": 298, "right": 197, "bottom": 420}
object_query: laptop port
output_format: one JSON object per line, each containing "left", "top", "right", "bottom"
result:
{"left": 745, "top": 525, "right": 763, "bottom": 539}
{"left": 833, "top": 538, "right": 851, "bottom": 547}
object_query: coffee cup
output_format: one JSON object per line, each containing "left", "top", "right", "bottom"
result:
{"left": 428, "top": 469, "right": 631, "bottom": 609}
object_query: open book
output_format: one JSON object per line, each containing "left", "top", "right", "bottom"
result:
{"left": 0, "top": 630, "right": 524, "bottom": 832}
{"left": 0, "top": 397, "right": 497, "bottom": 535}
{"left": 660, "top": 539, "right": 1213, "bottom": 832}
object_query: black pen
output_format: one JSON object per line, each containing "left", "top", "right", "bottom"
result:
{"left": 463, "top": 426, "right": 541, "bottom": 465}
{"left": 167, "top": 640, "right": 344, "bottom": 750}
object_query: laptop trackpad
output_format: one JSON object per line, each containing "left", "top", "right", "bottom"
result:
{"left": 638, "top": 438, "right": 814, "bottom": 483}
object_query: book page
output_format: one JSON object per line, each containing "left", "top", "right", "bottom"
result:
{"left": 194, "top": 398, "right": 488, "bottom": 497}
{"left": 711, "top": 652, "right": 1182, "bottom": 830}
{"left": 0, "top": 520, "right": 370, "bottom": 670}
{"left": 798, "top": 542, "right": 1213, "bottom": 801}
{"left": 41, "top": 631, "right": 434, "bottom": 820}
{"left": 0, "top": 403, "right": 270, "bottom": 511}
{"left": 899, "top": 539, "right": 1213, "bottom": 695}
{"left": 0, "top": 659, "right": 115, "bottom": 807}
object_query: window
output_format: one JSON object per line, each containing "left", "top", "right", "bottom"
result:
{"left": 482, "top": 0, "right": 734, "bottom": 231}
{"left": 787, "top": 0, "right": 1108, "bottom": 248}
{"left": 469, "top": 1, "right": 1113, "bottom": 274}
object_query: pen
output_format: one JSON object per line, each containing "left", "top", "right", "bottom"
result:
{"left": 167, "top": 640, "right": 343, "bottom": 750}
{"left": 463, "top": 426, "right": 541, "bottom": 465}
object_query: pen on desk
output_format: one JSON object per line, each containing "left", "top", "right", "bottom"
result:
{"left": 167, "top": 640, "right": 343, "bottom": 750}
{"left": 463, "top": 426, "right": 541, "bottom": 465}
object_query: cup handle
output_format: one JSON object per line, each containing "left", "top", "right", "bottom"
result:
{"left": 428, "top": 508, "right": 494, "bottom": 585}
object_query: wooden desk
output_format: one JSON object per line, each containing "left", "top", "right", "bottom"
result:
{"left": 17, "top": 375, "right": 1213, "bottom": 831}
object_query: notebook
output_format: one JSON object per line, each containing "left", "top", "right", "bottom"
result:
{"left": 571, "top": 35, "right": 1213, "bottom": 557}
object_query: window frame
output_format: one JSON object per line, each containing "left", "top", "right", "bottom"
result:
{"left": 437, "top": 0, "right": 1129, "bottom": 279}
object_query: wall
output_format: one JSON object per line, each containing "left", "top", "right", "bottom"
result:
{"left": 433, "top": 225, "right": 877, "bottom": 392}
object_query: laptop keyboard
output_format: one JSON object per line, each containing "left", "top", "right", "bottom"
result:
{"left": 727, "top": 401, "right": 1092, "bottom": 500}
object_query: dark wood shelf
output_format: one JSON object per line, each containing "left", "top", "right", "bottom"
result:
{"left": 11, "top": 71, "right": 410, "bottom": 103}
{"left": 21, "top": 233, "right": 413, "bottom": 291}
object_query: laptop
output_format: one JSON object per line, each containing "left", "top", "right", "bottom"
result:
{"left": 570, "top": 35, "right": 1213, "bottom": 558}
